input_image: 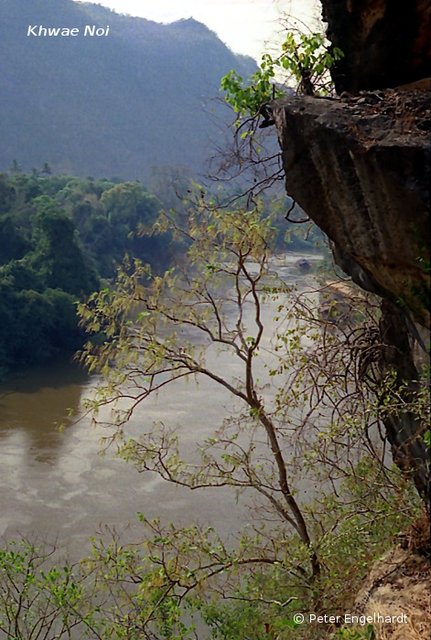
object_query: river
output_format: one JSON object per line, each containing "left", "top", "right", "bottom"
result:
{"left": 0, "top": 253, "right": 322, "bottom": 557}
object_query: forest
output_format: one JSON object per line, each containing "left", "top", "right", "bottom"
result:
{"left": 0, "top": 168, "right": 320, "bottom": 377}
{"left": 0, "top": 170, "right": 165, "bottom": 375}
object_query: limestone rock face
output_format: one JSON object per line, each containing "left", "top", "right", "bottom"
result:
{"left": 320, "top": 0, "right": 431, "bottom": 93}
{"left": 272, "top": 90, "right": 431, "bottom": 329}
{"left": 271, "top": 0, "right": 431, "bottom": 496}
{"left": 272, "top": 90, "right": 430, "bottom": 494}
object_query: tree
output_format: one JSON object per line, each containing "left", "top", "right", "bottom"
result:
{"left": 79, "top": 199, "right": 321, "bottom": 576}
{"left": 29, "top": 195, "right": 99, "bottom": 296}
{"left": 221, "top": 31, "right": 343, "bottom": 121}
{"left": 78, "top": 192, "right": 424, "bottom": 634}
{"left": 0, "top": 215, "right": 30, "bottom": 264}
{"left": 213, "top": 30, "right": 344, "bottom": 209}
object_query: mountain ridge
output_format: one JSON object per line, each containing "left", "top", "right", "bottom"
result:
{"left": 0, "top": 0, "right": 256, "bottom": 179}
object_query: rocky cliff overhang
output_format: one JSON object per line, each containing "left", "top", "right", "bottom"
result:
{"left": 272, "top": 88, "right": 431, "bottom": 329}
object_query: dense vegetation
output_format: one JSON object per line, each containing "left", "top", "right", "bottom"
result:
{"left": 0, "top": 170, "right": 168, "bottom": 376}
{"left": 0, "top": 168, "right": 321, "bottom": 377}
{"left": 0, "top": 0, "right": 256, "bottom": 179}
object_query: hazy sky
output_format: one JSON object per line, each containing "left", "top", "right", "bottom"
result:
{"left": 74, "top": 0, "right": 322, "bottom": 60}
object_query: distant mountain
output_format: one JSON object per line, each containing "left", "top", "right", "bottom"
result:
{"left": 0, "top": 0, "right": 256, "bottom": 180}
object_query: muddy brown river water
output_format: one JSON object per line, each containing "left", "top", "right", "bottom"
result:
{"left": 0, "top": 255, "right": 322, "bottom": 556}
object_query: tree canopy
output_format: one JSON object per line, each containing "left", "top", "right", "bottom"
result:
{"left": 0, "top": 171, "right": 168, "bottom": 375}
